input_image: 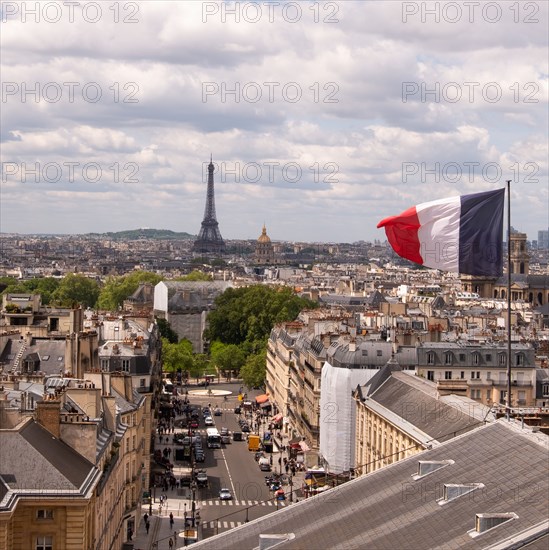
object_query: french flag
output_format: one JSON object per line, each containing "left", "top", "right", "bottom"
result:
{"left": 377, "top": 188, "right": 505, "bottom": 276}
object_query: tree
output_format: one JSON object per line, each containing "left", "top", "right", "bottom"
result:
{"left": 97, "top": 271, "right": 162, "bottom": 311}
{"left": 190, "top": 353, "right": 210, "bottom": 382}
{"left": 240, "top": 351, "right": 267, "bottom": 388}
{"left": 157, "top": 318, "right": 178, "bottom": 343}
{"left": 0, "top": 277, "right": 60, "bottom": 305}
{"left": 210, "top": 342, "right": 245, "bottom": 380}
{"left": 51, "top": 274, "right": 100, "bottom": 308}
{"left": 175, "top": 271, "right": 213, "bottom": 282}
{"left": 205, "top": 286, "right": 316, "bottom": 346}
{"left": 162, "top": 338, "right": 193, "bottom": 379}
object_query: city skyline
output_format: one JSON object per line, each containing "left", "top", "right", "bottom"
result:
{"left": 1, "top": 1, "right": 548, "bottom": 242}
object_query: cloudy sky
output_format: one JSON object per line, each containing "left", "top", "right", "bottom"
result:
{"left": 1, "top": 0, "right": 548, "bottom": 243}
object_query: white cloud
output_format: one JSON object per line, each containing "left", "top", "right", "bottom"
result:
{"left": 1, "top": 1, "right": 547, "bottom": 241}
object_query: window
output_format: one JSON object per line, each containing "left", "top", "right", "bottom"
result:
{"left": 487, "top": 372, "right": 492, "bottom": 380}
{"left": 362, "top": 350, "right": 368, "bottom": 356}
{"left": 470, "top": 371, "right": 480, "bottom": 379}
{"left": 471, "top": 389, "right": 481, "bottom": 399}
{"left": 543, "top": 384, "right": 549, "bottom": 397}
{"left": 427, "top": 352, "right": 435, "bottom": 365}
{"left": 427, "top": 370, "right": 434, "bottom": 381}
{"left": 444, "top": 352, "right": 453, "bottom": 365}
{"left": 472, "top": 353, "right": 480, "bottom": 365}
{"left": 122, "top": 359, "right": 130, "bottom": 372}
{"left": 486, "top": 389, "right": 491, "bottom": 400}
{"left": 460, "top": 371, "right": 465, "bottom": 379}
{"left": 36, "top": 509, "right": 53, "bottom": 519}
{"left": 459, "top": 354, "right": 466, "bottom": 362}
{"left": 445, "top": 371, "right": 452, "bottom": 380}
{"left": 499, "top": 354, "right": 506, "bottom": 366}
{"left": 516, "top": 354, "right": 524, "bottom": 366}
{"left": 140, "top": 378, "right": 145, "bottom": 387}
{"left": 485, "top": 354, "right": 492, "bottom": 362}
{"left": 101, "top": 359, "right": 109, "bottom": 372}
{"left": 376, "top": 350, "right": 382, "bottom": 357}
{"left": 36, "top": 536, "right": 53, "bottom": 550}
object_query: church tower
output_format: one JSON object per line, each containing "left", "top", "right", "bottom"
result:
{"left": 510, "top": 232, "right": 529, "bottom": 275}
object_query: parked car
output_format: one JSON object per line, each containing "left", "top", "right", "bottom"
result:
{"left": 190, "top": 420, "right": 199, "bottom": 429}
{"left": 219, "top": 488, "right": 232, "bottom": 500}
{"left": 241, "top": 424, "right": 251, "bottom": 432}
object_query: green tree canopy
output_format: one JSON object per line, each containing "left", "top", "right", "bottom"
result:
{"left": 239, "top": 351, "right": 267, "bottom": 388}
{"left": 175, "top": 270, "right": 213, "bottom": 282}
{"left": 162, "top": 338, "right": 194, "bottom": 378}
{"left": 210, "top": 342, "right": 246, "bottom": 379}
{"left": 156, "top": 317, "right": 178, "bottom": 343}
{"left": 0, "top": 277, "right": 61, "bottom": 305}
{"left": 51, "top": 274, "right": 100, "bottom": 308}
{"left": 205, "top": 285, "right": 316, "bottom": 346}
{"left": 97, "top": 271, "right": 162, "bottom": 311}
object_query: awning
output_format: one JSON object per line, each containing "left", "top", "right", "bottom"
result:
{"left": 255, "top": 394, "right": 270, "bottom": 404}
{"left": 299, "top": 441, "right": 311, "bottom": 452}
{"left": 271, "top": 413, "right": 283, "bottom": 423}
{"left": 260, "top": 401, "right": 271, "bottom": 409}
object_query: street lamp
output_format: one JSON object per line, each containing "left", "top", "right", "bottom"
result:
{"left": 289, "top": 475, "right": 293, "bottom": 502}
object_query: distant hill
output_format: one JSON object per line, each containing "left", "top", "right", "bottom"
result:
{"left": 86, "top": 229, "right": 196, "bottom": 240}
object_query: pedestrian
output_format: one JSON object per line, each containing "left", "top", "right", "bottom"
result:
{"left": 145, "top": 521, "right": 150, "bottom": 534}
{"left": 128, "top": 528, "right": 133, "bottom": 541}
{"left": 144, "top": 512, "right": 149, "bottom": 523}
{"left": 169, "top": 538, "right": 174, "bottom": 549}
{"left": 169, "top": 512, "right": 174, "bottom": 528}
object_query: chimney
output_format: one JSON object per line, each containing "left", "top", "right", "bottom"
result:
{"left": 35, "top": 397, "right": 61, "bottom": 438}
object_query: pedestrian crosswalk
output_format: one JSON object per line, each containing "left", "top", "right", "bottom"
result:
{"left": 201, "top": 499, "right": 286, "bottom": 507}
{"left": 205, "top": 520, "right": 244, "bottom": 529}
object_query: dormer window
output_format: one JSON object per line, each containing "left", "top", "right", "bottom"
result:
{"left": 472, "top": 353, "right": 480, "bottom": 365}
{"left": 427, "top": 352, "right": 435, "bottom": 365}
{"left": 437, "top": 483, "right": 484, "bottom": 505}
{"left": 468, "top": 513, "right": 518, "bottom": 538}
{"left": 412, "top": 460, "right": 454, "bottom": 480}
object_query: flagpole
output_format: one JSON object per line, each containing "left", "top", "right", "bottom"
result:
{"left": 506, "top": 179, "right": 512, "bottom": 421}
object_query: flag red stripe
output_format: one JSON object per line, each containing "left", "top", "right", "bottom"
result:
{"left": 377, "top": 206, "right": 422, "bottom": 264}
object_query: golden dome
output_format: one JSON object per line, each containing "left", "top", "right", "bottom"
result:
{"left": 257, "top": 224, "right": 271, "bottom": 243}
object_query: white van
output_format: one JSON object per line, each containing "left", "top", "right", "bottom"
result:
{"left": 258, "top": 456, "right": 271, "bottom": 471}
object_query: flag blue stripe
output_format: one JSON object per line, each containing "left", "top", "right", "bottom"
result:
{"left": 459, "top": 188, "right": 505, "bottom": 276}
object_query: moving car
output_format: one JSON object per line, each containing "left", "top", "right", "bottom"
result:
{"left": 241, "top": 424, "right": 251, "bottom": 433}
{"left": 194, "top": 451, "right": 205, "bottom": 463}
{"left": 232, "top": 431, "right": 243, "bottom": 441}
{"left": 219, "top": 488, "right": 232, "bottom": 500}
{"left": 195, "top": 470, "right": 208, "bottom": 487}
{"left": 204, "top": 416, "right": 214, "bottom": 426}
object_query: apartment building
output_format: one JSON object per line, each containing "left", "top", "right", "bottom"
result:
{"left": 416, "top": 341, "right": 537, "bottom": 408}
{"left": 353, "top": 360, "right": 490, "bottom": 476}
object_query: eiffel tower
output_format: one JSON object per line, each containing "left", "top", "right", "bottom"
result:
{"left": 193, "top": 156, "right": 226, "bottom": 254}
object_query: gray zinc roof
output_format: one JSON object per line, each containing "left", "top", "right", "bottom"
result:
{"left": 191, "top": 421, "right": 549, "bottom": 550}
{"left": 0, "top": 420, "right": 99, "bottom": 511}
